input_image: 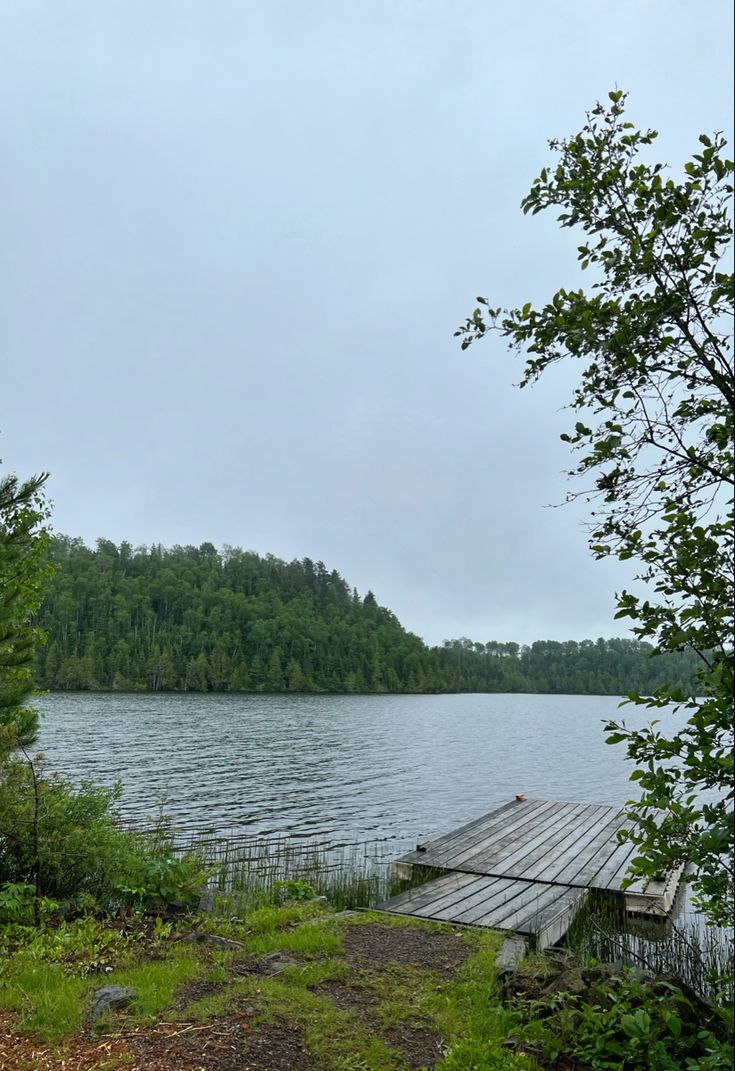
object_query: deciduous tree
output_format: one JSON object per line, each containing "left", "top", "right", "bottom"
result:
{"left": 457, "top": 92, "right": 733, "bottom": 926}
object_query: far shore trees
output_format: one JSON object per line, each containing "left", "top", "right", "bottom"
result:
{"left": 33, "top": 535, "right": 701, "bottom": 697}
{"left": 457, "top": 92, "right": 733, "bottom": 926}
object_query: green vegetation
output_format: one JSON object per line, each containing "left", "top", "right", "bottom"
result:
{"left": 0, "top": 751, "right": 212, "bottom": 919}
{"left": 1, "top": 896, "right": 731, "bottom": 1069}
{"left": 0, "top": 467, "right": 50, "bottom": 749}
{"left": 458, "top": 91, "right": 734, "bottom": 927}
{"left": 33, "top": 535, "right": 700, "bottom": 696}
{"left": 505, "top": 953, "right": 732, "bottom": 1071}
{"left": 180, "top": 832, "right": 403, "bottom": 913}
{"left": 566, "top": 897, "right": 734, "bottom": 1007}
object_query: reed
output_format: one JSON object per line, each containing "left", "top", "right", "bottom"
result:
{"left": 566, "top": 893, "right": 734, "bottom": 1004}
{"left": 168, "top": 831, "right": 405, "bottom": 913}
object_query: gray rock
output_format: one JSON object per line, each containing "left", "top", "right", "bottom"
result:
{"left": 198, "top": 888, "right": 218, "bottom": 914}
{"left": 548, "top": 968, "right": 588, "bottom": 996}
{"left": 90, "top": 984, "right": 136, "bottom": 1020}
{"left": 235, "top": 952, "right": 301, "bottom": 976}
{"left": 181, "top": 931, "right": 245, "bottom": 950}
{"left": 496, "top": 936, "right": 528, "bottom": 976}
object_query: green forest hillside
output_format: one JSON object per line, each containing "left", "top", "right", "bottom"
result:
{"left": 33, "top": 537, "right": 701, "bottom": 696}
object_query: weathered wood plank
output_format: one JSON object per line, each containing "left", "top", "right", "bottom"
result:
{"left": 532, "top": 888, "right": 589, "bottom": 950}
{"left": 377, "top": 871, "right": 483, "bottom": 915}
{"left": 379, "top": 797, "right": 679, "bottom": 939}
{"left": 437, "top": 800, "right": 566, "bottom": 871}
{"left": 426, "top": 876, "right": 541, "bottom": 925}
{"left": 409, "top": 878, "right": 525, "bottom": 921}
{"left": 410, "top": 799, "right": 555, "bottom": 869}
{"left": 602, "top": 810, "right": 667, "bottom": 892}
{"left": 520, "top": 806, "right": 621, "bottom": 883}
{"left": 549, "top": 808, "right": 627, "bottom": 886}
{"left": 586, "top": 833, "right": 639, "bottom": 891}
{"left": 380, "top": 872, "right": 584, "bottom": 949}
{"left": 469, "top": 802, "right": 600, "bottom": 880}
{"left": 400, "top": 799, "right": 521, "bottom": 857}
{"left": 396, "top": 874, "right": 507, "bottom": 920}
{"left": 477, "top": 881, "right": 570, "bottom": 932}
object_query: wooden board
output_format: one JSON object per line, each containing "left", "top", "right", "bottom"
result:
{"left": 397, "top": 798, "right": 652, "bottom": 896}
{"left": 377, "top": 872, "right": 588, "bottom": 949}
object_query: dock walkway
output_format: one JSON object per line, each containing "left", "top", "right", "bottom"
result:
{"left": 376, "top": 798, "right": 681, "bottom": 949}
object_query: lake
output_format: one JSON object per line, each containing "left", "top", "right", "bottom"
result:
{"left": 34, "top": 692, "right": 675, "bottom": 853}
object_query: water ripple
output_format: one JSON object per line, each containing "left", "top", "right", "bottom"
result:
{"left": 32, "top": 691, "right": 685, "bottom": 851}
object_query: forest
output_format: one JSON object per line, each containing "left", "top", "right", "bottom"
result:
{"left": 32, "top": 537, "right": 701, "bottom": 696}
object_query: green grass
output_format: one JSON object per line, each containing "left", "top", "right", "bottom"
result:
{"left": 0, "top": 898, "right": 531, "bottom": 1068}
{"left": 237, "top": 975, "right": 410, "bottom": 1071}
{"left": 179, "top": 990, "right": 231, "bottom": 1022}
{"left": 279, "top": 956, "right": 349, "bottom": 987}
{"left": 246, "top": 917, "right": 344, "bottom": 959}
{"left": 105, "top": 943, "right": 201, "bottom": 1021}
{"left": 435, "top": 935, "right": 537, "bottom": 1070}
{"left": 3, "top": 863, "right": 732, "bottom": 1071}
{"left": 0, "top": 960, "right": 89, "bottom": 1040}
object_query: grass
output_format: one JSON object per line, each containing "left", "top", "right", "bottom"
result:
{"left": 2, "top": 873, "right": 730, "bottom": 1070}
{"left": 0, "top": 960, "right": 89, "bottom": 1040}
{"left": 105, "top": 943, "right": 200, "bottom": 1021}
{"left": 0, "top": 896, "right": 532, "bottom": 1069}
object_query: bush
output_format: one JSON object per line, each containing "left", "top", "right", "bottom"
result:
{"left": 0, "top": 752, "right": 209, "bottom": 915}
{"left": 510, "top": 961, "right": 733, "bottom": 1071}
{"left": 117, "top": 853, "right": 209, "bottom": 911}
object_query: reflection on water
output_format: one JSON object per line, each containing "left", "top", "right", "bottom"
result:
{"left": 35, "top": 692, "right": 678, "bottom": 851}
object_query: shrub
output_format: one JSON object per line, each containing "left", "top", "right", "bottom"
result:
{"left": 0, "top": 751, "right": 209, "bottom": 915}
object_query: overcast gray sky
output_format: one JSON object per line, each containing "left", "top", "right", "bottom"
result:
{"left": 2, "top": 1, "right": 732, "bottom": 646}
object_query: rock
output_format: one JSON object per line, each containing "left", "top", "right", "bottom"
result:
{"left": 581, "top": 962, "right": 619, "bottom": 987}
{"left": 90, "top": 985, "right": 136, "bottom": 1020}
{"left": 165, "top": 900, "right": 191, "bottom": 915}
{"left": 236, "top": 952, "right": 301, "bottom": 976}
{"left": 496, "top": 936, "right": 528, "bottom": 977}
{"left": 198, "top": 888, "right": 218, "bottom": 914}
{"left": 181, "top": 931, "right": 245, "bottom": 950}
{"left": 547, "top": 967, "right": 587, "bottom": 996}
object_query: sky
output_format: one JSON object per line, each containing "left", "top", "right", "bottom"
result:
{"left": 1, "top": 1, "right": 733, "bottom": 647}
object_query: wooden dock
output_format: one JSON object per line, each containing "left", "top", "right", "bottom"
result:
{"left": 376, "top": 798, "right": 682, "bottom": 950}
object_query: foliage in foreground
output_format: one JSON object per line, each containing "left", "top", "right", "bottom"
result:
{"left": 0, "top": 466, "right": 50, "bottom": 750}
{"left": 511, "top": 962, "right": 733, "bottom": 1071}
{"left": 1, "top": 896, "right": 732, "bottom": 1070}
{"left": 0, "top": 752, "right": 210, "bottom": 919}
{"left": 458, "top": 91, "right": 734, "bottom": 926}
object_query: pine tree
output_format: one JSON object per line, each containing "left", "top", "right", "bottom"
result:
{"left": 0, "top": 468, "right": 50, "bottom": 750}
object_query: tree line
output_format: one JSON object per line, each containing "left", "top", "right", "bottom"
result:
{"left": 32, "top": 536, "right": 700, "bottom": 696}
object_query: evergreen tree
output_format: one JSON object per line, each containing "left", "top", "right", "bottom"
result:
{"left": 0, "top": 468, "right": 51, "bottom": 749}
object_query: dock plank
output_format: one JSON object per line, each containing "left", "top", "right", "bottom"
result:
{"left": 436, "top": 801, "right": 571, "bottom": 872}
{"left": 378, "top": 797, "right": 679, "bottom": 942}
{"left": 520, "top": 805, "right": 619, "bottom": 883}
{"left": 404, "top": 800, "right": 555, "bottom": 870}
{"left": 468, "top": 802, "right": 599, "bottom": 880}
{"left": 380, "top": 871, "right": 484, "bottom": 915}
{"left": 405, "top": 799, "right": 521, "bottom": 856}
{"left": 378, "top": 871, "right": 582, "bottom": 947}
{"left": 549, "top": 808, "right": 627, "bottom": 886}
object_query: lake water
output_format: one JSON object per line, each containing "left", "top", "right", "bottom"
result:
{"left": 34, "top": 692, "right": 675, "bottom": 853}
